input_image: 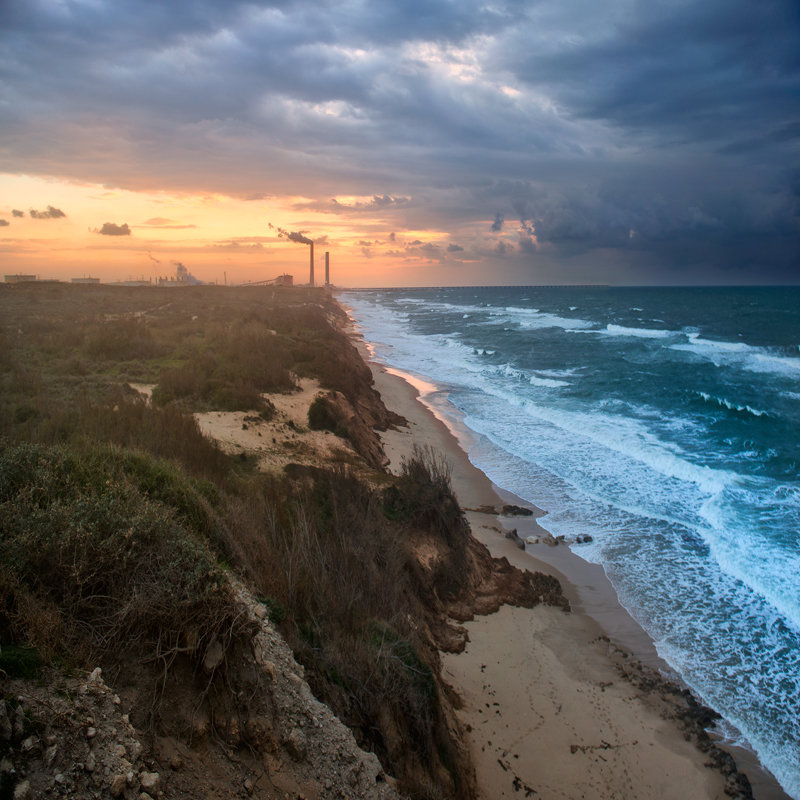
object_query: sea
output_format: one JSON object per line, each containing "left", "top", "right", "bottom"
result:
{"left": 341, "top": 286, "right": 800, "bottom": 799}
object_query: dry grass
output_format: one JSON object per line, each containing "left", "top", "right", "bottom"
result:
{"left": 0, "top": 283, "right": 473, "bottom": 797}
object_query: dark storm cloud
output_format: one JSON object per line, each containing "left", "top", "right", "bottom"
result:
{"left": 1, "top": 0, "right": 798, "bottom": 282}
{"left": 97, "top": 222, "right": 131, "bottom": 236}
{"left": 328, "top": 195, "right": 411, "bottom": 212}
{"left": 504, "top": 0, "right": 800, "bottom": 154}
{"left": 29, "top": 206, "right": 66, "bottom": 219}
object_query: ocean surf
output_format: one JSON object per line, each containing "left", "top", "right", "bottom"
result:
{"left": 343, "top": 285, "right": 800, "bottom": 799}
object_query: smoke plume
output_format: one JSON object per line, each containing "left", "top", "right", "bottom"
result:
{"left": 268, "top": 222, "right": 313, "bottom": 245}
{"left": 171, "top": 261, "right": 204, "bottom": 284}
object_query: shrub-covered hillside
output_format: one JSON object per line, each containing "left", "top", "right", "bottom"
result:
{"left": 0, "top": 283, "right": 563, "bottom": 800}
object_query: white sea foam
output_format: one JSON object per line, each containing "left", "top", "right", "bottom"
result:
{"left": 697, "top": 391, "right": 769, "bottom": 418}
{"left": 498, "top": 306, "right": 594, "bottom": 330}
{"left": 535, "top": 367, "right": 583, "bottom": 378}
{"left": 529, "top": 374, "right": 570, "bottom": 388}
{"left": 499, "top": 363, "right": 527, "bottom": 380}
{"left": 518, "top": 404, "right": 732, "bottom": 497}
{"left": 602, "top": 323, "right": 677, "bottom": 338}
{"left": 699, "top": 488, "right": 800, "bottom": 633}
{"left": 673, "top": 334, "right": 800, "bottom": 378}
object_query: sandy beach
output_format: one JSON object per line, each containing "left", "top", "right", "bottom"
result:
{"left": 362, "top": 349, "right": 789, "bottom": 800}
{"left": 154, "top": 311, "right": 785, "bottom": 800}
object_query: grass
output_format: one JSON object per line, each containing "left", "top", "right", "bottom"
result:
{"left": 0, "top": 283, "right": 476, "bottom": 798}
{"left": 228, "top": 461, "right": 469, "bottom": 791}
{"left": 0, "top": 441, "right": 244, "bottom": 673}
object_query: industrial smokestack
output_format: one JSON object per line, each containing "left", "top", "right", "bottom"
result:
{"left": 267, "top": 224, "right": 317, "bottom": 285}
{"left": 325, "top": 251, "right": 330, "bottom": 286}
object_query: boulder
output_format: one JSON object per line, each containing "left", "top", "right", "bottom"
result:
{"left": 203, "top": 637, "right": 225, "bottom": 673}
{"left": 285, "top": 727, "right": 307, "bottom": 761}
{"left": 109, "top": 774, "right": 127, "bottom": 798}
{"left": 13, "top": 780, "right": 32, "bottom": 800}
{"left": 501, "top": 504, "right": 534, "bottom": 516}
{"left": 139, "top": 771, "right": 160, "bottom": 794}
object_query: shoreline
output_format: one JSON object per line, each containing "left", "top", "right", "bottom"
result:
{"left": 355, "top": 336, "right": 790, "bottom": 800}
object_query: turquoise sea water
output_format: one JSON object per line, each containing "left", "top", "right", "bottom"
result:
{"left": 342, "top": 286, "right": 800, "bottom": 799}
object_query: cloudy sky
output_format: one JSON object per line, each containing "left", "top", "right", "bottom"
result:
{"left": 1, "top": 0, "right": 798, "bottom": 286}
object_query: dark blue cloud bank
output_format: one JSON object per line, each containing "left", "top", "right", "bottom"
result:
{"left": 1, "top": 0, "right": 798, "bottom": 283}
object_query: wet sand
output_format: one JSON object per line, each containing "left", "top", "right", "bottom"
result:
{"left": 362, "top": 348, "right": 788, "bottom": 800}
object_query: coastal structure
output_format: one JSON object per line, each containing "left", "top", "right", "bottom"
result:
{"left": 71, "top": 277, "right": 100, "bottom": 284}
{"left": 238, "top": 273, "right": 293, "bottom": 287}
{"left": 4, "top": 274, "right": 36, "bottom": 283}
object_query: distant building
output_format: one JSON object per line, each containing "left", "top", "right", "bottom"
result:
{"left": 274, "top": 274, "right": 293, "bottom": 287}
{"left": 4, "top": 274, "right": 36, "bottom": 283}
{"left": 71, "top": 277, "right": 100, "bottom": 284}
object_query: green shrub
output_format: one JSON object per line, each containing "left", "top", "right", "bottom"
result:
{"left": 152, "top": 324, "right": 293, "bottom": 412}
{"left": 85, "top": 318, "right": 165, "bottom": 361}
{"left": 388, "top": 444, "right": 467, "bottom": 543}
{"left": 0, "top": 644, "right": 42, "bottom": 679}
{"left": 152, "top": 364, "right": 204, "bottom": 405}
{"left": 0, "top": 442, "right": 243, "bottom": 667}
{"left": 307, "top": 395, "right": 338, "bottom": 432}
{"left": 12, "top": 405, "right": 37, "bottom": 424}
{"left": 368, "top": 621, "right": 437, "bottom": 704}
{"left": 257, "top": 596, "right": 287, "bottom": 625}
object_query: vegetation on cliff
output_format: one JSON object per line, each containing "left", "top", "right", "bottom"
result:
{"left": 0, "top": 283, "right": 563, "bottom": 799}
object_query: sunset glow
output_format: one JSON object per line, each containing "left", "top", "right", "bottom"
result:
{"left": 0, "top": 174, "right": 508, "bottom": 286}
{"left": 1, "top": 1, "right": 797, "bottom": 286}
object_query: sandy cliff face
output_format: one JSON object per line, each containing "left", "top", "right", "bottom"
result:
{"left": 0, "top": 586, "right": 404, "bottom": 800}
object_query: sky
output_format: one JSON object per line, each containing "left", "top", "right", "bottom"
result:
{"left": 1, "top": 0, "right": 798, "bottom": 287}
